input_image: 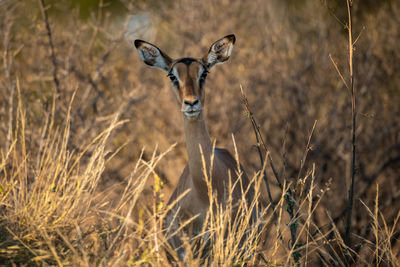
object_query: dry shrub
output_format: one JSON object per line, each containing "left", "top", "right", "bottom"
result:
{"left": 0, "top": 0, "right": 399, "bottom": 265}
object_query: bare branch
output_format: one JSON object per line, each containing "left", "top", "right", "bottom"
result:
{"left": 240, "top": 85, "right": 282, "bottom": 192}
{"left": 296, "top": 120, "right": 317, "bottom": 181}
{"left": 353, "top": 26, "right": 366, "bottom": 46}
{"left": 329, "top": 54, "right": 350, "bottom": 91}
{"left": 325, "top": 3, "right": 347, "bottom": 29}
{"left": 344, "top": 0, "right": 357, "bottom": 251}
{"left": 38, "top": 0, "right": 61, "bottom": 95}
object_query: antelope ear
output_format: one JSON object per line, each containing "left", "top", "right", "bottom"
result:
{"left": 202, "top": 34, "right": 236, "bottom": 69}
{"left": 134, "top": 40, "right": 173, "bottom": 73}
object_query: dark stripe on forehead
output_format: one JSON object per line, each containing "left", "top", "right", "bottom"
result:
{"left": 176, "top": 58, "right": 197, "bottom": 65}
{"left": 168, "top": 58, "right": 208, "bottom": 75}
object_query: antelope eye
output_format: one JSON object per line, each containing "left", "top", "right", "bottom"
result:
{"left": 168, "top": 74, "right": 177, "bottom": 82}
{"left": 167, "top": 73, "right": 180, "bottom": 89}
{"left": 199, "top": 71, "right": 208, "bottom": 83}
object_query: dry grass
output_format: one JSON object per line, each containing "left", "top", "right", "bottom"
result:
{"left": 0, "top": 0, "right": 399, "bottom": 266}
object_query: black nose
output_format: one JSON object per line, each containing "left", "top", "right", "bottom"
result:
{"left": 184, "top": 99, "right": 199, "bottom": 106}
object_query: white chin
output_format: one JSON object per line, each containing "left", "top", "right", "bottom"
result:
{"left": 184, "top": 111, "right": 201, "bottom": 119}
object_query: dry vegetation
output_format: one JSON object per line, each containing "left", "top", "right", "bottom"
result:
{"left": 0, "top": 0, "right": 399, "bottom": 266}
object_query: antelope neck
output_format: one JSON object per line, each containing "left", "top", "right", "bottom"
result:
{"left": 182, "top": 112, "right": 213, "bottom": 192}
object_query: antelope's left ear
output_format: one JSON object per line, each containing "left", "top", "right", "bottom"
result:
{"left": 202, "top": 34, "right": 236, "bottom": 69}
{"left": 134, "top": 39, "right": 173, "bottom": 73}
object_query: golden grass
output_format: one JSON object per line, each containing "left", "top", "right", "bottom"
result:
{"left": 1, "top": 93, "right": 398, "bottom": 265}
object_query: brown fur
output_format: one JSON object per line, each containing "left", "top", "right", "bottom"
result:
{"left": 135, "top": 35, "right": 256, "bottom": 259}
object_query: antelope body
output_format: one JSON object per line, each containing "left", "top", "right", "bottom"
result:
{"left": 134, "top": 35, "right": 255, "bottom": 259}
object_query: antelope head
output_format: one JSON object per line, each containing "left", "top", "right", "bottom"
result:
{"left": 134, "top": 34, "right": 236, "bottom": 120}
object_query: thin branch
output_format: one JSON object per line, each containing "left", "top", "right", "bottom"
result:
{"left": 240, "top": 85, "right": 282, "bottom": 198}
{"left": 280, "top": 123, "right": 289, "bottom": 182}
{"left": 325, "top": 3, "right": 347, "bottom": 29}
{"left": 353, "top": 26, "right": 365, "bottom": 46}
{"left": 344, "top": 0, "right": 357, "bottom": 252}
{"left": 240, "top": 85, "right": 301, "bottom": 265}
{"left": 329, "top": 54, "right": 350, "bottom": 91}
{"left": 3, "top": 12, "right": 14, "bottom": 153}
{"left": 38, "top": 0, "right": 60, "bottom": 95}
{"left": 296, "top": 120, "right": 317, "bottom": 181}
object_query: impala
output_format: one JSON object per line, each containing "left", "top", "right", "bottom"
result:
{"left": 134, "top": 34, "right": 256, "bottom": 259}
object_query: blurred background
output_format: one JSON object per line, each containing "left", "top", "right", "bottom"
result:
{"left": 1, "top": 0, "right": 399, "bottom": 262}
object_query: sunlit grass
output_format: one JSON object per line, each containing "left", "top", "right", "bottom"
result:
{"left": 1, "top": 92, "right": 397, "bottom": 266}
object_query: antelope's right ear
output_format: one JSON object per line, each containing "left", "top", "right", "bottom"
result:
{"left": 202, "top": 34, "right": 236, "bottom": 69}
{"left": 134, "top": 40, "right": 173, "bottom": 73}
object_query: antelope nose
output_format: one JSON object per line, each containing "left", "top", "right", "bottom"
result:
{"left": 184, "top": 99, "right": 199, "bottom": 107}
